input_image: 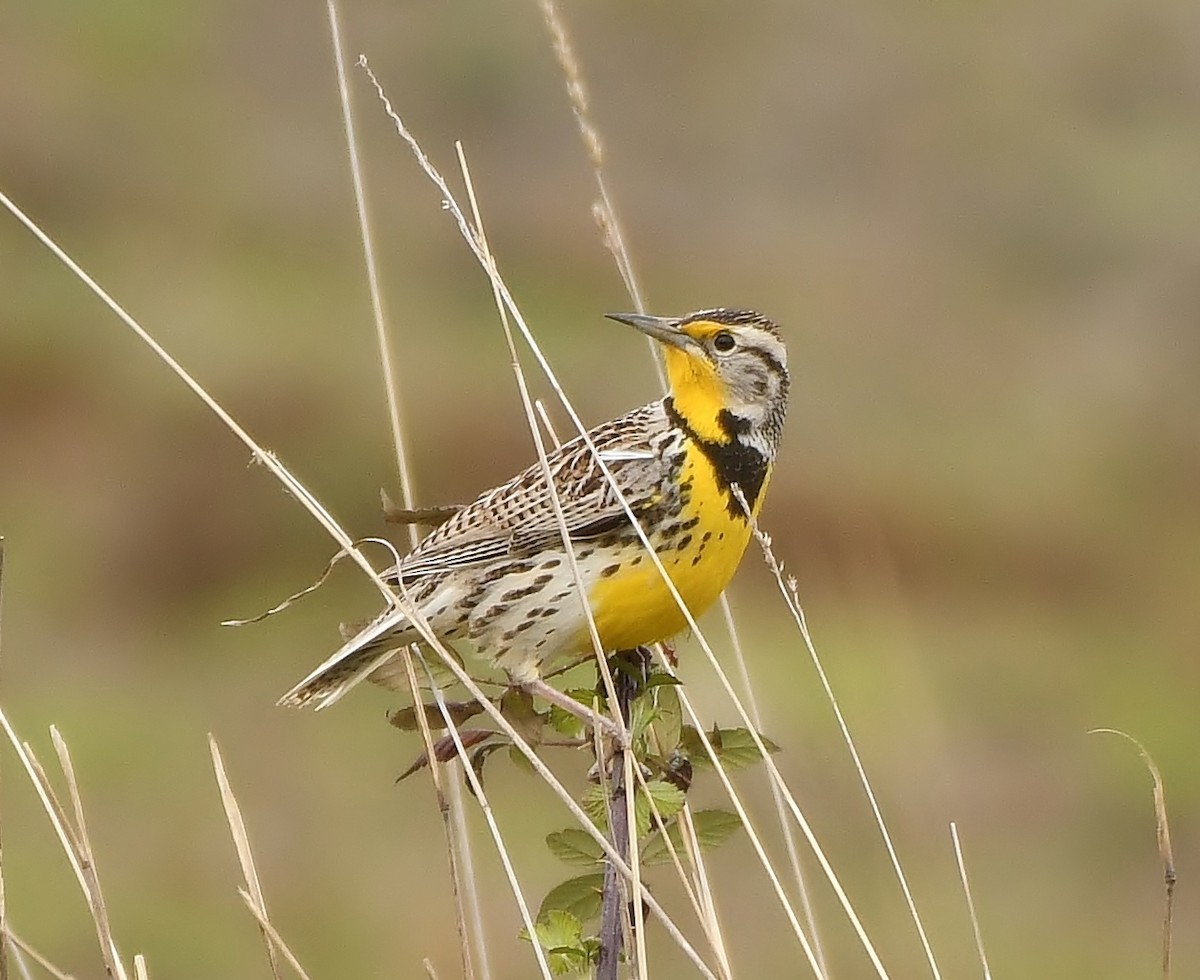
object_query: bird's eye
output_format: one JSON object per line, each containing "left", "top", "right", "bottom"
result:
{"left": 712, "top": 331, "right": 736, "bottom": 353}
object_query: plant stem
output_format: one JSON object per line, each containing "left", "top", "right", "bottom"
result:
{"left": 597, "top": 648, "right": 647, "bottom": 980}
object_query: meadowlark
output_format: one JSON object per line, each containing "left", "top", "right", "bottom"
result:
{"left": 279, "top": 309, "right": 788, "bottom": 718}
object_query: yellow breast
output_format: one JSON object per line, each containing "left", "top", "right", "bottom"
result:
{"left": 586, "top": 443, "right": 769, "bottom": 652}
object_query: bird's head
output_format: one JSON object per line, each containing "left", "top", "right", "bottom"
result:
{"left": 608, "top": 308, "right": 789, "bottom": 456}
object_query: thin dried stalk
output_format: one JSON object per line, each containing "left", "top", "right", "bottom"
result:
{"left": 718, "top": 596, "right": 826, "bottom": 969}
{"left": 536, "top": 0, "right": 831, "bottom": 966}
{"left": 0, "top": 716, "right": 129, "bottom": 979}
{"left": 406, "top": 637, "right": 717, "bottom": 979}
{"left": 533, "top": 0, "right": 662, "bottom": 387}
{"left": 672, "top": 805, "right": 731, "bottom": 978}
{"left": 735, "top": 487, "right": 941, "bottom": 978}
{"left": 208, "top": 735, "right": 283, "bottom": 980}
{"left": 452, "top": 140, "right": 630, "bottom": 743}
{"left": 46, "top": 729, "right": 126, "bottom": 980}
{"left": 398, "top": 649, "right": 476, "bottom": 980}
{"left": 1089, "top": 729, "right": 1175, "bottom": 980}
{"left": 3, "top": 179, "right": 705, "bottom": 972}
{"left": 414, "top": 653, "right": 554, "bottom": 980}
{"left": 363, "top": 64, "right": 865, "bottom": 976}
{"left": 949, "top": 823, "right": 992, "bottom": 980}
{"left": 327, "top": 4, "right": 490, "bottom": 972}
{"left": 0, "top": 190, "right": 388, "bottom": 605}
{"left": 453, "top": 143, "right": 656, "bottom": 977}
{"left": 237, "top": 891, "right": 315, "bottom": 980}
{"left": 326, "top": 0, "right": 417, "bottom": 525}
{"left": 4, "top": 929, "right": 74, "bottom": 980}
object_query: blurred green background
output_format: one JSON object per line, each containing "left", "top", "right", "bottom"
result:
{"left": 2, "top": 0, "right": 1198, "bottom": 977}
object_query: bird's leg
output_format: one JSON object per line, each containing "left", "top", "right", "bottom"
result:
{"left": 520, "top": 678, "right": 628, "bottom": 746}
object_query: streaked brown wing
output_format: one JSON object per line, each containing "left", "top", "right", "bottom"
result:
{"left": 393, "top": 402, "right": 668, "bottom": 580}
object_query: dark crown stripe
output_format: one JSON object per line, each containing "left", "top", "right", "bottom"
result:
{"left": 679, "top": 308, "right": 783, "bottom": 339}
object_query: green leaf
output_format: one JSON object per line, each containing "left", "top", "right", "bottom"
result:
{"left": 547, "top": 704, "right": 585, "bottom": 738}
{"left": 679, "top": 725, "right": 781, "bottom": 771}
{"left": 581, "top": 784, "right": 610, "bottom": 831}
{"left": 508, "top": 743, "right": 538, "bottom": 776}
{"left": 547, "top": 945, "right": 589, "bottom": 977}
{"left": 628, "top": 698, "right": 656, "bottom": 742}
{"left": 640, "top": 828, "right": 681, "bottom": 867}
{"left": 538, "top": 872, "right": 606, "bottom": 924}
{"left": 640, "top": 809, "right": 743, "bottom": 867}
{"left": 650, "top": 682, "right": 682, "bottom": 753}
{"left": 547, "top": 688, "right": 603, "bottom": 738}
{"left": 534, "top": 908, "right": 581, "bottom": 949}
{"left": 634, "top": 779, "right": 686, "bottom": 835}
{"left": 388, "top": 699, "right": 483, "bottom": 732}
{"left": 644, "top": 671, "right": 683, "bottom": 689}
{"left": 546, "top": 828, "right": 604, "bottom": 867}
{"left": 691, "top": 808, "right": 744, "bottom": 847}
{"left": 500, "top": 688, "right": 545, "bottom": 745}
{"left": 530, "top": 910, "right": 588, "bottom": 976}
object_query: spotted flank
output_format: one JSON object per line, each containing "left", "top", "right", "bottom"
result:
{"left": 279, "top": 308, "right": 789, "bottom": 710}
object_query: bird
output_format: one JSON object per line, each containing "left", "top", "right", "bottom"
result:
{"left": 278, "top": 308, "right": 789, "bottom": 723}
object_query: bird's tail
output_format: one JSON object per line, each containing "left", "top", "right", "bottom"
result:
{"left": 277, "top": 606, "right": 411, "bottom": 710}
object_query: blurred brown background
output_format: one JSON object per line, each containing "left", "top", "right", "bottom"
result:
{"left": 2, "top": 1, "right": 1198, "bottom": 977}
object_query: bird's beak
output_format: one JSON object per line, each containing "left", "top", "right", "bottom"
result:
{"left": 606, "top": 312, "right": 693, "bottom": 352}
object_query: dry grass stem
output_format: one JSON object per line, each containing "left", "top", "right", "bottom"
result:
{"left": 455, "top": 144, "right": 700, "bottom": 976}
{"left": 672, "top": 686, "right": 829, "bottom": 977}
{"left": 4, "top": 930, "right": 73, "bottom": 980}
{"left": 733, "top": 487, "right": 934, "bottom": 978}
{"left": 662, "top": 638, "right": 870, "bottom": 977}
{"left": 949, "top": 823, "right": 992, "bottom": 980}
{"left": 398, "top": 649, "right": 477, "bottom": 980}
{"left": 452, "top": 140, "right": 630, "bottom": 748}
{"left": 0, "top": 191, "right": 388, "bottom": 610}
{"left": 411, "top": 642, "right": 717, "bottom": 978}
{"left": 672, "top": 804, "right": 733, "bottom": 980}
{"left": 237, "top": 890, "right": 314, "bottom": 980}
{"left": 533, "top": 399, "right": 563, "bottom": 448}
{"left": 414, "top": 654, "right": 555, "bottom": 980}
{"left": 364, "top": 61, "right": 869, "bottom": 975}
{"left": 445, "top": 778, "right": 490, "bottom": 980}
{"left": 1089, "top": 729, "right": 1175, "bottom": 979}
{"left": 46, "top": 728, "right": 128, "bottom": 980}
{"left": 221, "top": 538, "right": 400, "bottom": 627}
{"left": 629, "top": 726, "right": 733, "bottom": 977}
{"left": 8, "top": 944, "right": 32, "bottom": 980}
{"left": 535, "top": 4, "right": 837, "bottom": 968}
{"left": 533, "top": 0, "right": 662, "bottom": 389}
{"left": 719, "top": 597, "right": 826, "bottom": 971}
{"left": 537, "top": 2, "right": 831, "bottom": 959}
{"left": 327, "top": 0, "right": 418, "bottom": 531}
{"left": 622, "top": 747, "right": 649, "bottom": 980}
{"left": 208, "top": 735, "right": 283, "bottom": 980}
{"left": 0, "top": 715, "right": 130, "bottom": 978}
{"left": 132, "top": 955, "right": 149, "bottom": 980}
